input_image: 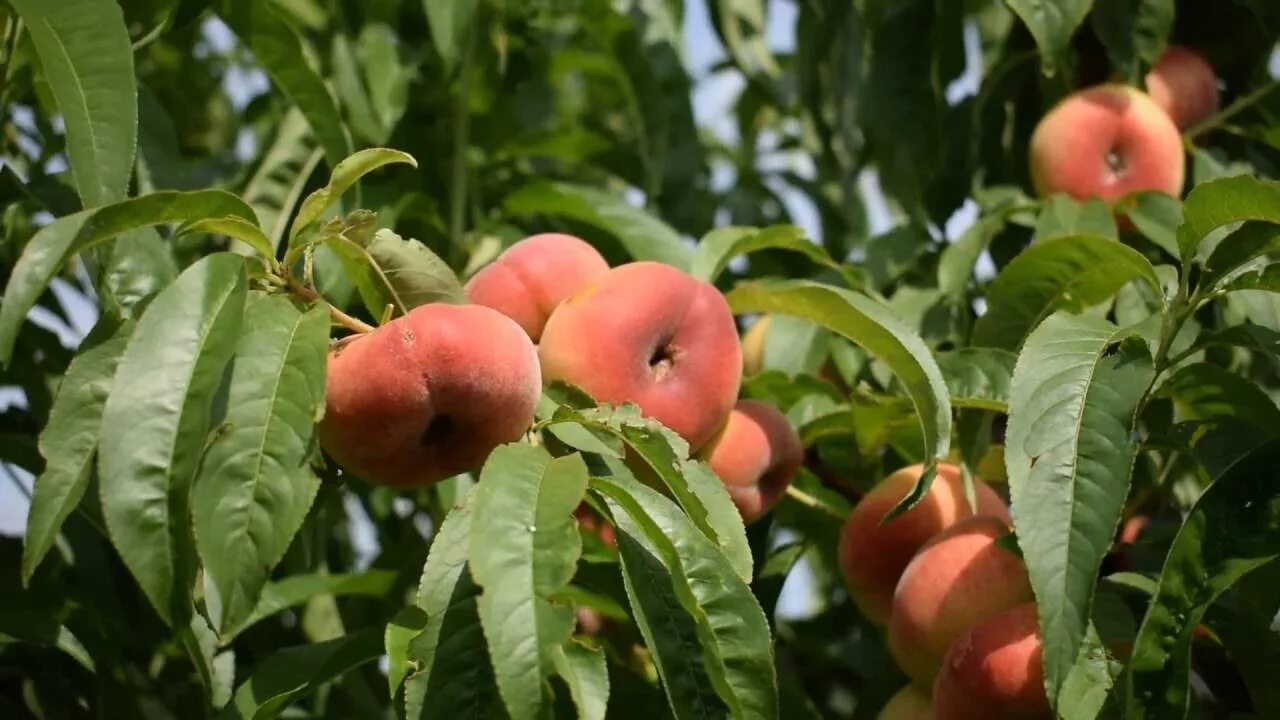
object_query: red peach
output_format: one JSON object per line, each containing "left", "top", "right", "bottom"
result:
{"left": 1029, "top": 84, "right": 1185, "bottom": 203}
{"left": 464, "top": 233, "right": 609, "bottom": 341}
{"left": 319, "top": 303, "right": 541, "bottom": 487}
{"left": 888, "top": 516, "right": 1033, "bottom": 685}
{"left": 538, "top": 262, "right": 742, "bottom": 450}
{"left": 838, "top": 464, "right": 1010, "bottom": 626}
{"left": 933, "top": 602, "right": 1052, "bottom": 720}
{"left": 878, "top": 684, "right": 936, "bottom": 720}
{"left": 698, "top": 400, "right": 803, "bottom": 524}
{"left": 1146, "top": 46, "right": 1219, "bottom": 130}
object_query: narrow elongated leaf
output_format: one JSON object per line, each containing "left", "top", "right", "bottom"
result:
{"left": 218, "top": 1, "right": 352, "bottom": 170}
{"left": 22, "top": 316, "right": 134, "bottom": 584}
{"left": 936, "top": 348, "right": 1017, "bottom": 412}
{"left": 1090, "top": 0, "right": 1175, "bottom": 80}
{"left": 242, "top": 109, "right": 322, "bottom": 251}
{"left": 972, "top": 234, "right": 1162, "bottom": 350}
{"left": 405, "top": 489, "right": 499, "bottom": 718}
{"left": 595, "top": 472, "right": 778, "bottom": 719}
{"left": 182, "top": 217, "right": 277, "bottom": 266}
{"left": 713, "top": 0, "right": 781, "bottom": 79}
{"left": 98, "top": 254, "right": 248, "bottom": 626}
{"left": 226, "top": 571, "right": 396, "bottom": 641}
{"left": 1125, "top": 441, "right": 1280, "bottom": 720}
{"left": 423, "top": 0, "right": 477, "bottom": 74}
{"left": 503, "top": 180, "right": 692, "bottom": 270}
{"left": 194, "top": 298, "right": 329, "bottom": 635}
{"left": 553, "top": 642, "right": 609, "bottom": 720}
{"left": 1033, "top": 195, "right": 1118, "bottom": 241}
{"left": 0, "top": 190, "right": 257, "bottom": 365}
{"left": 1005, "top": 0, "right": 1095, "bottom": 75}
{"left": 1118, "top": 191, "right": 1182, "bottom": 258}
{"left": 332, "top": 228, "right": 465, "bottom": 317}
{"left": 1177, "top": 174, "right": 1280, "bottom": 260}
{"left": 727, "top": 280, "right": 951, "bottom": 514}
{"left": 469, "top": 446, "right": 588, "bottom": 720}
{"left": 218, "top": 628, "right": 383, "bottom": 720}
{"left": 10, "top": 0, "right": 135, "bottom": 207}
{"left": 288, "top": 149, "right": 417, "bottom": 243}
{"left": 1201, "top": 221, "right": 1280, "bottom": 290}
{"left": 386, "top": 607, "right": 429, "bottom": 698}
{"left": 691, "top": 226, "right": 844, "bottom": 285}
{"left": 1005, "top": 313, "right": 1154, "bottom": 704}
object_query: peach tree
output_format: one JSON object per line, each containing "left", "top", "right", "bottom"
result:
{"left": 1, "top": 1, "right": 1279, "bottom": 719}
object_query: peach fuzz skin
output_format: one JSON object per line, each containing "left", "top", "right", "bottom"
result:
{"left": 933, "top": 603, "right": 1052, "bottom": 720}
{"left": 538, "top": 261, "right": 742, "bottom": 450}
{"left": 888, "top": 516, "right": 1033, "bottom": 686}
{"left": 838, "top": 464, "right": 1010, "bottom": 626}
{"left": 1146, "top": 46, "right": 1219, "bottom": 130}
{"left": 1029, "top": 84, "right": 1185, "bottom": 203}
{"left": 877, "top": 684, "right": 936, "bottom": 720}
{"left": 698, "top": 400, "right": 803, "bottom": 524}
{"left": 319, "top": 303, "right": 541, "bottom": 488}
{"left": 464, "top": 233, "right": 609, "bottom": 341}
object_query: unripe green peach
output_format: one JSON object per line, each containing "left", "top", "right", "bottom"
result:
{"left": 538, "top": 261, "right": 742, "bottom": 450}
{"left": 838, "top": 464, "right": 1010, "bottom": 626}
{"left": 933, "top": 602, "right": 1052, "bottom": 720}
{"left": 464, "top": 233, "right": 609, "bottom": 341}
{"left": 888, "top": 516, "right": 1033, "bottom": 685}
{"left": 698, "top": 400, "right": 803, "bottom": 523}
{"left": 1029, "top": 84, "right": 1185, "bottom": 203}
{"left": 319, "top": 303, "right": 541, "bottom": 487}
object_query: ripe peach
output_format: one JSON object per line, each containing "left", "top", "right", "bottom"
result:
{"left": 464, "top": 233, "right": 609, "bottom": 341}
{"left": 1145, "top": 46, "right": 1219, "bottom": 130}
{"left": 888, "top": 516, "right": 1033, "bottom": 685}
{"left": 1029, "top": 84, "right": 1185, "bottom": 203}
{"left": 319, "top": 303, "right": 541, "bottom": 487}
{"left": 838, "top": 464, "right": 1010, "bottom": 626}
{"left": 878, "top": 684, "right": 936, "bottom": 720}
{"left": 933, "top": 602, "right": 1051, "bottom": 720}
{"left": 697, "top": 400, "right": 803, "bottom": 523}
{"left": 538, "top": 261, "right": 742, "bottom": 450}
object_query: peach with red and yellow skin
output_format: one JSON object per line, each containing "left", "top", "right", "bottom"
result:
{"left": 698, "top": 400, "right": 803, "bottom": 524}
{"left": 1146, "top": 46, "right": 1219, "bottom": 130}
{"left": 888, "top": 516, "right": 1033, "bottom": 685}
{"left": 464, "top": 233, "right": 610, "bottom": 341}
{"left": 877, "top": 685, "right": 936, "bottom": 720}
{"left": 932, "top": 602, "right": 1052, "bottom": 720}
{"left": 838, "top": 464, "right": 1011, "bottom": 626}
{"left": 1029, "top": 84, "right": 1185, "bottom": 204}
{"left": 539, "top": 261, "right": 742, "bottom": 450}
{"left": 319, "top": 303, "right": 541, "bottom": 488}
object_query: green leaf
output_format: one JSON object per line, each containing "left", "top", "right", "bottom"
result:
{"left": 1005, "top": 0, "right": 1095, "bottom": 76}
{"left": 288, "top": 148, "right": 418, "bottom": 243}
{"left": 242, "top": 109, "right": 323, "bottom": 252}
{"left": 595, "top": 471, "right": 778, "bottom": 719}
{"left": 181, "top": 216, "right": 277, "bottom": 266}
{"left": 194, "top": 297, "right": 329, "bottom": 635}
{"left": 1125, "top": 441, "right": 1280, "bottom": 720}
{"left": 385, "top": 606, "right": 429, "bottom": 698}
{"left": 726, "top": 280, "right": 952, "bottom": 514}
{"left": 503, "top": 180, "right": 692, "bottom": 270}
{"left": 690, "top": 225, "right": 851, "bottom": 286}
{"left": 405, "top": 489, "right": 500, "bottom": 718}
{"left": 1177, "top": 174, "right": 1280, "bottom": 261}
{"left": 22, "top": 316, "right": 134, "bottom": 584}
{"left": 10, "top": 0, "right": 136, "bottom": 207}
{"left": 1033, "top": 195, "right": 1118, "bottom": 241}
{"left": 0, "top": 189, "right": 257, "bottom": 366}
{"left": 1090, "top": 0, "right": 1175, "bottom": 81}
{"left": 712, "top": 0, "right": 781, "bottom": 80}
{"left": 553, "top": 642, "right": 609, "bottom": 720}
{"left": 218, "top": 628, "right": 383, "bottom": 720}
{"left": 469, "top": 446, "right": 588, "bottom": 720}
{"left": 935, "top": 347, "right": 1017, "bottom": 412}
{"left": 972, "top": 234, "right": 1162, "bottom": 350}
{"left": 1201, "top": 221, "right": 1280, "bottom": 290}
{"left": 1005, "top": 313, "right": 1154, "bottom": 705}
{"left": 423, "top": 0, "right": 477, "bottom": 74}
{"left": 330, "top": 228, "right": 466, "bottom": 318}
{"left": 97, "top": 253, "right": 248, "bottom": 626}
{"left": 218, "top": 1, "right": 353, "bottom": 171}
{"left": 225, "top": 571, "right": 396, "bottom": 641}
{"left": 1118, "top": 191, "right": 1183, "bottom": 258}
